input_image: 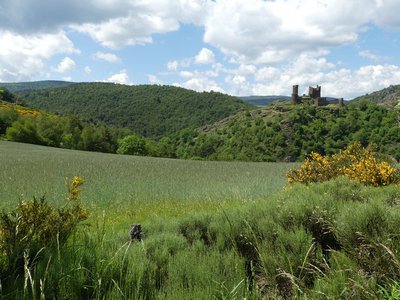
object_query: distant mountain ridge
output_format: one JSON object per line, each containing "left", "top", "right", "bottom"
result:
{"left": 240, "top": 95, "right": 290, "bottom": 106}
{"left": 0, "top": 80, "right": 75, "bottom": 92}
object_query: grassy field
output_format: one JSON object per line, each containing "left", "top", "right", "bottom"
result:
{"left": 0, "top": 140, "right": 291, "bottom": 213}
{"left": 1, "top": 141, "right": 400, "bottom": 299}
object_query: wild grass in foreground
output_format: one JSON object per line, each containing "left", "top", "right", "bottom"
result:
{"left": 2, "top": 141, "right": 400, "bottom": 298}
{"left": 2, "top": 176, "right": 400, "bottom": 299}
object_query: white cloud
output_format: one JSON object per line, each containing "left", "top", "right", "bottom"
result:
{"left": 0, "top": 30, "right": 78, "bottom": 81}
{"left": 195, "top": 48, "right": 215, "bottom": 64}
{"left": 225, "top": 75, "right": 252, "bottom": 96}
{"left": 93, "top": 51, "right": 121, "bottom": 63}
{"left": 84, "top": 66, "right": 92, "bottom": 74}
{"left": 179, "top": 71, "right": 194, "bottom": 79}
{"left": 104, "top": 70, "right": 131, "bottom": 85}
{"left": 359, "top": 50, "right": 382, "bottom": 62}
{"left": 1, "top": 0, "right": 400, "bottom": 62}
{"left": 167, "top": 60, "right": 179, "bottom": 71}
{"left": 0, "top": 0, "right": 129, "bottom": 34}
{"left": 202, "top": 0, "right": 379, "bottom": 64}
{"left": 245, "top": 63, "right": 400, "bottom": 99}
{"left": 73, "top": 15, "right": 179, "bottom": 49}
{"left": 148, "top": 74, "right": 162, "bottom": 84}
{"left": 69, "top": 1, "right": 209, "bottom": 49}
{"left": 373, "top": 0, "right": 400, "bottom": 29}
{"left": 55, "top": 57, "right": 76, "bottom": 73}
{"left": 176, "top": 78, "right": 224, "bottom": 93}
{"left": 237, "top": 64, "right": 257, "bottom": 75}
{"left": 254, "top": 67, "right": 280, "bottom": 82}
{"left": 0, "top": 0, "right": 209, "bottom": 50}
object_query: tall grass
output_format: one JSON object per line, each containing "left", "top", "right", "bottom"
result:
{"left": 0, "top": 141, "right": 291, "bottom": 211}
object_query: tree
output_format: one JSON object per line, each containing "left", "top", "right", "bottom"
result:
{"left": 116, "top": 134, "right": 148, "bottom": 156}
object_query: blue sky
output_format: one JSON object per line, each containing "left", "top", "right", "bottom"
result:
{"left": 1, "top": 0, "right": 400, "bottom": 99}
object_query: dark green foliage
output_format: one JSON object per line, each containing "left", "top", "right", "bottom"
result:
{"left": 166, "top": 100, "right": 400, "bottom": 162}
{"left": 0, "top": 108, "right": 18, "bottom": 135}
{"left": 0, "top": 100, "right": 133, "bottom": 153}
{"left": 18, "top": 83, "right": 252, "bottom": 138}
{"left": 0, "top": 87, "right": 18, "bottom": 103}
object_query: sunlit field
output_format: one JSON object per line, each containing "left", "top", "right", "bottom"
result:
{"left": 0, "top": 140, "right": 291, "bottom": 212}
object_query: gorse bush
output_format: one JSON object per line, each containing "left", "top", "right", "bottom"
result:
{"left": 0, "top": 176, "right": 88, "bottom": 276}
{"left": 287, "top": 142, "right": 400, "bottom": 186}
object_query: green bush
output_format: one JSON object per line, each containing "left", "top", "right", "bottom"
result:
{"left": 0, "top": 177, "right": 88, "bottom": 278}
{"left": 116, "top": 134, "right": 148, "bottom": 156}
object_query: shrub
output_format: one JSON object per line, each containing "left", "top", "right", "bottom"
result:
{"left": 116, "top": 134, "right": 148, "bottom": 156}
{"left": 287, "top": 142, "right": 400, "bottom": 186}
{"left": 0, "top": 176, "right": 88, "bottom": 275}
{"left": 178, "top": 214, "right": 216, "bottom": 247}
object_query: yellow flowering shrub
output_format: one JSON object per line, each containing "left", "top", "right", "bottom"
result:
{"left": 0, "top": 100, "right": 40, "bottom": 117}
{"left": 0, "top": 176, "right": 89, "bottom": 272}
{"left": 287, "top": 142, "right": 400, "bottom": 186}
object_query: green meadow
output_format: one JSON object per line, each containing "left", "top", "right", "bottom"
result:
{"left": 1, "top": 141, "right": 400, "bottom": 299}
{"left": 0, "top": 140, "right": 290, "bottom": 215}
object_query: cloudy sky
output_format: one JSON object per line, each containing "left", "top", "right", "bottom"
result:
{"left": 1, "top": 0, "right": 400, "bottom": 99}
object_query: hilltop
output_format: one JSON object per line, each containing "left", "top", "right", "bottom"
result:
{"left": 162, "top": 99, "right": 400, "bottom": 162}
{"left": 0, "top": 80, "right": 75, "bottom": 92}
{"left": 15, "top": 83, "right": 252, "bottom": 138}
{"left": 353, "top": 84, "right": 400, "bottom": 107}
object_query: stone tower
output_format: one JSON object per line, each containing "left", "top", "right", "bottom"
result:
{"left": 291, "top": 85, "right": 299, "bottom": 104}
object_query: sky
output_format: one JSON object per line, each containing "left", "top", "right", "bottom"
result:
{"left": 1, "top": 0, "right": 400, "bottom": 99}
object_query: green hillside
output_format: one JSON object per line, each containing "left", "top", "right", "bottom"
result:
{"left": 353, "top": 84, "right": 400, "bottom": 107}
{"left": 0, "top": 99, "right": 132, "bottom": 153}
{"left": 0, "top": 80, "right": 75, "bottom": 92}
{"left": 162, "top": 100, "right": 400, "bottom": 162}
{"left": 17, "top": 83, "right": 253, "bottom": 138}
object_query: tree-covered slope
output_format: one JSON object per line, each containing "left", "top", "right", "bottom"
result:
{"left": 0, "top": 87, "right": 18, "bottom": 103}
{"left": 0, "top": 80, "right": 75, "bottom": 92}
{"left": 353, "top": 84, "right": 400, "bottom": 107}
{"left": 0, "top": 98, "right": 133, "bottom": 153}
{"left": 18, "top": 83, "right": 252, "bottom": 138}
{"left": 161, "top": 100, "right": 400, "bottom": 162}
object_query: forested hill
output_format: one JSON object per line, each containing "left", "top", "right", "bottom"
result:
{"left": 160, "top": 100, "right": 400, "bottom": 162}
{"left": 0, "top": 80, "right": 75, "bottom": 92}
{"left": 353, "top": 84, "right": 400, "bottom": 107}
{"left": 17, "top": 83, "right": 252, "bottom": 138}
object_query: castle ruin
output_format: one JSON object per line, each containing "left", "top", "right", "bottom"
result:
{"left": 291, "top": 85, "right": 344, "bottom": 107}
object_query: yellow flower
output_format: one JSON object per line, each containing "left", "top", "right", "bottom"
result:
{"left": 287, "top": 143, "right": 399, "bottom": 187}
{"left": 67, "top": 176, "right": 84, "bottom": 201}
